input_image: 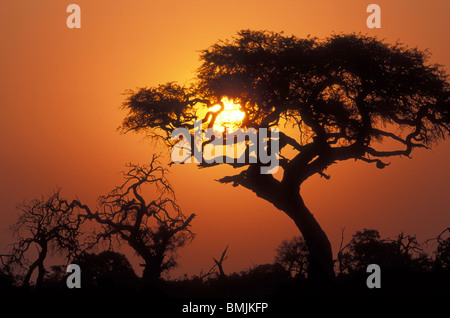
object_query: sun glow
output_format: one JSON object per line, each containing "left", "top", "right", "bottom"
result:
{"left": 211, "top": 97, "right": 245, "bottom": 133}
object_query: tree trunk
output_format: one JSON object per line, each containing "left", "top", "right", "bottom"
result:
{"left": 23, "top": 243, "right": 48, "bottom": 288}
{"left": 235, "top": 168, "right": 335, "bottom": 282}
{"left": 142, "top": 258, "right": 163, "bottom": 284}
{"left": 23, "top": 260, "right": 38, "bottom": 287}
{"left": 278, "top": 188, "right": 334, "bottom": 282}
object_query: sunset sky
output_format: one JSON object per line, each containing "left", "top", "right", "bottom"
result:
{"left": 1, "top": 0, "right": 449, "bottom": 278}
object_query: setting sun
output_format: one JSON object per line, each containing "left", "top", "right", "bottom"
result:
{"left": 211, "top": 97, "right": 245, "bottom": 133}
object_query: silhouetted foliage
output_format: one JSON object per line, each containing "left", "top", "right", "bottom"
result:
{"left": 7, "top": 190, "right": 85, "bottom": 288}
{"left": 338, "top": 229, "right": 433, "bottom": 274}
{"left": 430, "top": 228, "right": 450, "bottom": 271}
{"left": 43, "top": 265, "right": 67, "bottom": 287}
{"left": 73, "top": 155, "right": 195, "bottom": 283}
{"left": 71, "top": 251, "right": 138, "bottom": 289}
{"left": 0, "top": 265, "right": 15, "bottom": 293}
{"left": 245, "top": 263, "right": 290, "bottom": 280}
{"left": 275, "top": 236, "right": 309, "bottom": 278}
{"left": 436, "top": 237, "right": 450, "bottom": 270}
{"left": 120, "top": 30, "right": 450, "bottom": 281}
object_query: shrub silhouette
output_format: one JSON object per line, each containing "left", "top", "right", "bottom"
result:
{"left": 338, "top": 229, "right": 433, "bottom": 274}
{"left": 72, "top": 251, "right": 138, "bottom": 289}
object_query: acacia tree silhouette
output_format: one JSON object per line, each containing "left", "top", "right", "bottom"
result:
{"left": 73, "top": 155, "right": 195, "bottom": 283}
{"left": 8, "top": 190, "right": 84, "bottom": 288}
{"left": 120, "top": 30, "right": 450, "bottom": 281}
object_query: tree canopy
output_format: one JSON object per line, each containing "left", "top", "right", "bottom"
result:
{"left": 122, "top": 30, "right": 449, "bottom": 181}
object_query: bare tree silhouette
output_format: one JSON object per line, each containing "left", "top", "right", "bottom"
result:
{"left": 120, "top": 30, "right": 450, "bottom": 281}
{"left": 212, "top": 245, "right": 229, "bottom": 279}
{"left": 73, "top": 155, "right": 195, "bottom": 283}
{"left": 190, "top": 246, "right": 229, "bottom": 282}
{"left": 8, "top": 190, "right": 84, "bottom": 288}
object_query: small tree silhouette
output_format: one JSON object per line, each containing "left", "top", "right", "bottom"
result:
{"left": 120, "top": 30, "right": 450, "bottom": 280}
{"left": 8, "top": 190, "right": 84, "bottom": 288}
{"left": 73, "top": 155, "right": 195, "bottom": 283}
{"left": 275, "top": 236, "right": 309, "bottom": 278}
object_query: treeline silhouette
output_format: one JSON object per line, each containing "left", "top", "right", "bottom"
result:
{"left": 1, "top": 225, "right": 449, "bottom": 298}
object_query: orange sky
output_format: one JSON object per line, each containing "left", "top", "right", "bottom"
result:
{"left": 1, "top": 0, "right": 449, "bottom": 278}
